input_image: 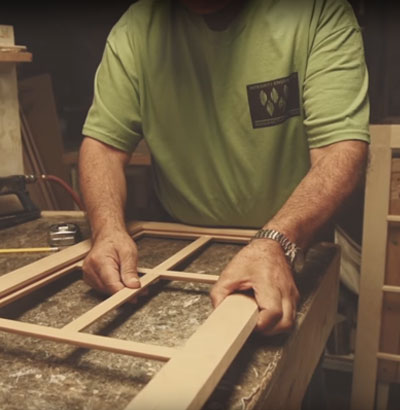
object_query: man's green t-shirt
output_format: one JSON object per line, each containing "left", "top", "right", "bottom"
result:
{"left": 83, "top": 0, "right": 370, "bottom": 228}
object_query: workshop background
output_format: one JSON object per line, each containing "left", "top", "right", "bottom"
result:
{"left": 1, "top": 1, "right": 400, "bottom": 409}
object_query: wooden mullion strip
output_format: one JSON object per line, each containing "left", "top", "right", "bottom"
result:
{"left": 138, "top": 268, "right": 219, "bottom": 285}
{"left": 62, "top": 272, "right": 160, "bottom": 332}
{"left": 125, "top": 294, "right": 258, "bottom": 410}
{"left": 0, "top": 262, "right": 83, "bottom": 308}
{"left": 161, "top": 271, "right": 218, "bottom": 284}
{"left": 377, "top": 352, "right": 400, "bottom": 363}
{"left": 62, "top": 236, "right": 212, "bottom": 332}
{"left": 0, "top": 318, "right": 174, "bottom": 361}
{"left": 0, "top": 240, "right": 91, "bottom": 298}
{"left": 382, "top": 285, "right": 400, "bottom": 294}
{"left": 387, "top": 215, "right": 400, "bottom": 224}
{"left": 153, "top": 236, "right": 212, "bottom": 271}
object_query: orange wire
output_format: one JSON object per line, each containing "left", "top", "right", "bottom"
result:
{"left": 40, "top": 174, "right": 85, "bottom": 211}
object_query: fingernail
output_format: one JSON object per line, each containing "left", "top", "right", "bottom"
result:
{"left": 125, "top": 277, "right": 140, "bottom": 287}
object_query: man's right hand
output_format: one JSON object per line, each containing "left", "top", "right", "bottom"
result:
{"left": 82, "top": 229, "right": 141, "bottom": 294}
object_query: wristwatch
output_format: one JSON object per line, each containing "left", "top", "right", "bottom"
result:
{"left": 253, "top": 229, "right": 305, "bottom": 274}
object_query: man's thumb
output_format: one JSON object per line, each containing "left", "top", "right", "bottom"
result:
{"left": 120, "top": 251, "right": 140, "bottom": 288}
{"left": 210, "top": 282, "right": 232, "bottom": 308}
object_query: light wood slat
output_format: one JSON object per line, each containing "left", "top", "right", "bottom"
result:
{"left": 62, "top": 236, "right": 213, "bottom": 332}
{"left": 351, "top": 126, "right": 393, "bottom": 410}
{"left": 40, "top": 210, "right": 87, "bottom": 218}
{"left": 0, "top": 240, "right": 91, "bottom": 298}
{"left": 0, "top": 318, "right": 174, "bottom": 361}
{"left": 129, "top": 221, "right": 257, "bottom": 239}
{"left": 390, "top": 126, "right": 400, "bottom": 149}
{"left": 382, "top": 285, "right": 400, "bottom": 294}
{"left": 138, "top": 268, "right": 219, "bottom": 284}
{"left": 153, "top": 236, "right": 212, "bottom": 271}
{"left": 125, "top": 294, "right": 258, "bottom": 410}
{"left": 62, "top": 272, "right": 160, "bottom": 332}
{"left": 0, "top": 221, "right": 146, "bottom": 300}
{"left": 387, "top": 215, "right": 400, "bottom": 224}
{"left": 141, "top": 229, "right": 251, "bottom": 243}
{"left": 0, "top": 262, "right": 83, "bottom": 308}
{"left": 377, "top": 352, "right": 400, "bottom": 363}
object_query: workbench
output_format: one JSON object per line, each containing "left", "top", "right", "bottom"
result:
{"left": 0, "top": 212, "right": 340, "bottom": 410}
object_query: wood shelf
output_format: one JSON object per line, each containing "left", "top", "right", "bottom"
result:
{"left": 0, "top": 51, "right": 32, "bottom": 63}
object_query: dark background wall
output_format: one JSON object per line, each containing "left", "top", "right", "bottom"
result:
{"left": 2, "top": 0, "right": 400, "bottom": 151}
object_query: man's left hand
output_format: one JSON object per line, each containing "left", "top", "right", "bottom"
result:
{"left": 210, "top": 239, "right": 300, "bottom": 335}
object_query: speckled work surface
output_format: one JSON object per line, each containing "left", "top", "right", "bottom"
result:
{"left": 0, "top": 216, "right": 335, "bottom": 410}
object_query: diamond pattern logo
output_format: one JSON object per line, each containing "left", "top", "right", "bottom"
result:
{"left": 247, "top": 73, "right": 300, "bottom": 128}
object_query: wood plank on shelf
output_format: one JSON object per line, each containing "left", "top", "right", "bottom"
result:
{"left": 0, "top": 51, "right": 32, "bottom": 63}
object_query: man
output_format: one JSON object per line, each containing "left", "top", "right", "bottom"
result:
{"left": 79, "top": 0, "right": 369, "bottom": 336}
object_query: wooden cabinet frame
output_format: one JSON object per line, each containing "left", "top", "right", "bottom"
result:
{"left": 0, "top": 221, "right": 260, "bottom": 410}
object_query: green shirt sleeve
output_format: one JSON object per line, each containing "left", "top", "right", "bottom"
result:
{"left": 304, "top": 0, "right": 370, "bottom": 148}
{"left": 82, "top": 10, "right": 142, "bottom": 153}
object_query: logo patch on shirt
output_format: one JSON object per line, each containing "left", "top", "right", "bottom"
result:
{"left": 247, "top": 73, "right": 300, "bottom": 128}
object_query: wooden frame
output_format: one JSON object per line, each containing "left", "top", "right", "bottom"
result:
{"left": 0, "top": 221, "right": 259, "bottom": 410}
{"left": 351, "top": 125, "right": 400, "bottom": 410}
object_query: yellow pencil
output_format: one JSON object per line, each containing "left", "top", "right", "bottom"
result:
{"left": 0, "top": 247, "right": 60, "bottom": 254}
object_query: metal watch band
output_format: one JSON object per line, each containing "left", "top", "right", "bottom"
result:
{"left": 253, "top": 229, "right": 305, "bottom": 274}
{"left": 253, "top": 229, "right": 294, "bottom": 254}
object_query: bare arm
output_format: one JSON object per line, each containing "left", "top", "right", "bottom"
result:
{"left": 211, "top": 140, "right": 368, "bottom": 335}
{"left": 79, "top": 137, "right": 140, "bottom": 293}
{"left": 265, "top": 140, "right": 368, "bottom": 247}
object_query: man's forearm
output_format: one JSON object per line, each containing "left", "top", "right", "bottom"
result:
{"left": 265, "top": 140, "right": 368, "bottom": 248}
{"left": 79, "top": 137, "right": 131, "bottom": 238}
